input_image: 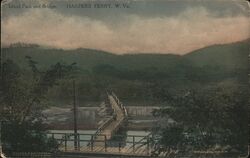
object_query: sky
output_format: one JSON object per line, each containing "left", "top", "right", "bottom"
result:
{"left": 1, "top": 0, "right": 250, "bottom": 55}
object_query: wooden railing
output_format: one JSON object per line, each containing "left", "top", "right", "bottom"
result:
{"left": 47, "top": 132, "right": 152, "bottom": 156}
{"left": 88, "top": 91, "right": 128, "bottom": 145}
{"left": 110, "top": 91, "right": 128, "bottom": 117}
{"left": 128, "top": 133, "right": 152, "bottom": 155}
{"left": 86, "top": 116, "right": 114, "bottom": 146}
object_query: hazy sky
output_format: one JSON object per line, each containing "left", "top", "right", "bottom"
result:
{"left": 1, "top": 0, "right": 250, "bottom": 54}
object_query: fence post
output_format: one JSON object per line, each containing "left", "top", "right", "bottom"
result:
{"left": 133, "top": 136, "right": 135, "bottom": 153}
{"left": 64, "top": 134, "right": 67, "bottom": 151}
{"left": 147, "top": 137, "right": 150, "bottom": 155}
{"left": 119, "top": 142, "right": 121, "bottom": 153}
{"left": 78, "top": 134, "right": 80, "bottom": 151}
{"left": 91, "top": 135, "right": 93, "bottom": 151}
{"left": 104, "top": 135, "right": 107, "bottom": 152}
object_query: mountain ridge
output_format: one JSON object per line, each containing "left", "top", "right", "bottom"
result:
{"left": 3, "top": 38, "right": 249, "bottom": 56}
{"left": 2, "top": 39, "right": 248, "bottom": 103}
{"left": 1, "top": 38, "right": 249, "bottom": 72}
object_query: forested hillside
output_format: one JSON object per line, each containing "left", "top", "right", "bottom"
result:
{"left": 2, "top": 39, "right": 249, "bottom": 106}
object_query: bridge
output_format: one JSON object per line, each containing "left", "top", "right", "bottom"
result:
{"left": 45, "top": 92, "right": 159, "bottom": 157}
{"left": 1, "top": 92, "right": 174, "bottom": 157}
{"left": 93, "top": 91, "right": 128, "bottom": 144}
{"left": 3, "top": 92, "right": 238, "bottom": 157}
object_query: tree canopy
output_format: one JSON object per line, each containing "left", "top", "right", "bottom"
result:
{"left": 0, "top": 57, "right": 76, "bottom": 153}
{"left": 152, "top": 83, "right": 249, "bottom": 154}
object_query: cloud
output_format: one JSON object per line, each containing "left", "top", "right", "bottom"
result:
{"left": 1, "top": 7, "right": 249, "bottom": 54}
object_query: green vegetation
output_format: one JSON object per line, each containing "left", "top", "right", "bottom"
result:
{"left": 152, "top": 83, "right": 249, "bottom": 154}
{"left": 2, "top": 39, "right": 249, "bottom": 105}
{"left": 0, "top": 39, "right": 249, "bottom": 153}
{"left": 0, "top": 57, "right": 76, "bottom": 153}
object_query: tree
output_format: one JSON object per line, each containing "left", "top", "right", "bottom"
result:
{"left": 152, "top": 84, "right": 249, "bottom": 154}
{"left": 0, "top": 58, "right": 76, "bottom": 153}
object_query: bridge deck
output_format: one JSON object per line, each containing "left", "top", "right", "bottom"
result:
{"left": 101, "top": 95, "right": 125, "bottom": 138}
{"left": 47, "top": 93, "right": 142, "bottom": 156}
{"left": 94, "top": 94, "right": 126, "bottom": 146}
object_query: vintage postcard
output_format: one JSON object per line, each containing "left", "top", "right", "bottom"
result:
{"left": 1, "top": 0, "right": 249, "bottom": 157}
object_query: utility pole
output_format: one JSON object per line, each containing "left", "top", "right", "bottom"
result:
{"left": 73, "top": 80, "right": 78, "bottom": 151}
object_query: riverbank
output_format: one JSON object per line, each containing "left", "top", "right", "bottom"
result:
{"left": 46, "top": 120, "right": 155, "bottom": 131}
{"left": 43, "top": 106, "right": 158, "bottom": 130}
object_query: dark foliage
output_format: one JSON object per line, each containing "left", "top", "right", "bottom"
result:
{"left": 152, "top": 84, "right": 249, "bottom": 154}
{"left": 0, "top": 58, "right": 75, "bottom": 152}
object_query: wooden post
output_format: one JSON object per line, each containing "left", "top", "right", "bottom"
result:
{"left": 91, "top": 135, "right": 93, "bottom": 151}
{"left": 147, "top": 137, "right": 150, "bottom": 155}
{"left": 119, "top": 142, "right": 121, "bottom": 153}
{"left": 64, "top": 134, "right": 67, "bottom": 151}
{"left": 133, "top": 136, "right": 135, "bottom": 153}
{"left": 77, "top": 134, "right": 80, "bottom": 151}
{"left": 104, "top": 135, "right": 107, "bottom": 152}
